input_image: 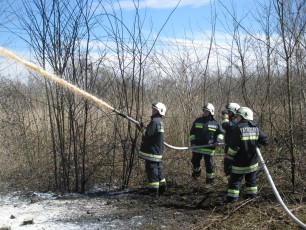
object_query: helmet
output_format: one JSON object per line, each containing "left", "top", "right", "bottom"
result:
{"left": 236, "top": 107, "right": 253, "bottom": 120}
{"left": 225, "top": 103, "right": 240, "bottom": 113}
{"left": 152, "top": 102, "right": 166, "bottom": 116}
{"left": 202, "top": 103, "right": 215, "bottom": 115}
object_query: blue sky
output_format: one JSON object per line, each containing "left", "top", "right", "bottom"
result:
{"left": 0, "top": 0, "right": 268, "bottom": 78}
{"left": 118, "top": 0, "right": 214, "bottom": 33}
{"left": 0, "top": 0, "right": 263, "bottom": 49}
{"left": 111, "top": 0, "right": 261, "bottom": 39}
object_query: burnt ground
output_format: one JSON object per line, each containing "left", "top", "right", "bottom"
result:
{"left": 87, "top": 181, "right": 306, "bottom": 230}
{"left": 0, "top": 178, "right": 305, "bottom": 230}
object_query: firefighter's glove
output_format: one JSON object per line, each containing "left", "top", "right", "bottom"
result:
{"left": 224, "top": 158, "right": 233, "bottom": 176}
{"left": 136, "top": 122, "right": 145, "bottom": 132}
{"left": 222, "top": 110, "right": 229, "bottom": 122}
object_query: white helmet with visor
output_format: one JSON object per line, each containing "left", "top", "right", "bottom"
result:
{"left": 202, "top": 103, "right": 215, "bottom": 116}
{"left": 236, "top": 107, "right": 253, "bottom": 120}
{"left": 152, "top": 102, "right": 166, "bottom": 116}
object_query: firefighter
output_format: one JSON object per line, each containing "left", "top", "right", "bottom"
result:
{"left": 221, "top": 103, "right": 240, "bottom": 180}
{"left": 138, "top": 102, "right": 166, "bottom": 197}
{"left": 225, "top": 107, "right": 268, "bottom": 203}
{"left": 189, "top": 103, "right": 224, "bottom": 186}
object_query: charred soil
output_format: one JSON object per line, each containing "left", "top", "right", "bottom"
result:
{"left": 93, "top": 181, "right": 306, "bottom": 230}
{"left": 0, "top": 178, "right": 305, "bottom": 230}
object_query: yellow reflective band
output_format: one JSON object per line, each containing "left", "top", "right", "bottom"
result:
{"left": 149, "top": 182, "right": 159, "bottom": 186}
{"left": 202, "top": 148, "right": 214, "bottom": 152}
{"left": 232, "top": 163, "right": 258, "bottom": 171}
{"left": 228, "top": 189, "right": 239, "bottom": 194}
{"left": 208, "top": 128, "right": 216, "bottom": 131}
{"left": 195, "top": 123, "right": 203, "bottom": 128}
{"left": 148, "top": 182, "right": 159, "bottom": 188}
{"left": 246, "top": 186, "right": 257, "bottom": 191}
{"left": 217, "top": 134, "right": 224, "bottom": 140}
{"left": 139, "top": 152, "right": 162, "bottom": 159}
{"left": 207, "top": 173, "right": 215, "bottom": 176}
{"left": 241, "top": 136, "right": 259, "bottom": 140}
{"left": 194, "top": 148, "right": 215, "bottom": 153}
{"left": 158, "top": 128, "right": 164, "bottom": 132}
{"left": 160, "top": 178, "right": 166, "bottom": 183}
{"left": 228, "top": 148, "right": 237, "bottom": 155}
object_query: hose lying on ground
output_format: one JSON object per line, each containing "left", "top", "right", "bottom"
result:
{"left": 256, "top": 147, "right": 306, "bottom": 229}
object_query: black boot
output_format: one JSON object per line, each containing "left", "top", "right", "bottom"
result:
{"left": 206, "top": 178, "right": 215, "bottom": 184}
{"left": 159, "top": 185, "right": 166, "bottom": 196}
{"left": 205, "top": 178, "right": 215, "bottom": 189}
{"left": 140, "top": 188, "right": 159, "bottom": 197}
{"left": 149, "top": 188, "right": 159, "bottom": 197}
{"left": 192, "top": 170, "right": 201, "bottom": 179}
{"left": 224, "top": 196, "right": 238, "bottom": 204}
{"left": 245, "top": 194, "right": 257, "bottom": 199}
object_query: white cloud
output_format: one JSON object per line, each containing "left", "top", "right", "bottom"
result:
{"left": 118, "top": 0, "right": 211, "bottom": 10}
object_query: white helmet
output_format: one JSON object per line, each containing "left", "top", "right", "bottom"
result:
{"left": 202, "top": 103, "right": 215, "bottom": 115}
{"left": 226, "top": 103, "right": 240, "bottom": 113}
{"left": 152, "top": 102, "right": 166, "bottom": 116}
{"left": 236, "top": 107, "right": 253, "bottom": 120}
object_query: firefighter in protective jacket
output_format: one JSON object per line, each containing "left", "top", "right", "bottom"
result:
{"left": 221, "top": 102, "right": 240, "bottom": 180}
{"left": 225, "top": 107, "right": 268, "bottom": 202}
{"left": 189, "top": 103, "right": 224, "bottom": 185}
{"left": 138, "top": 102, "right": 166, "bottom": 196}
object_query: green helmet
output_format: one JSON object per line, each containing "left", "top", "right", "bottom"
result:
{"left": 236, "top": 107, "right": 253, "bottom": 120}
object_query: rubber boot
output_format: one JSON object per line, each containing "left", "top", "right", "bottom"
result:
{"left": 206, "top": 178, "right": 215, "bottom": 184}
{"left": 149, "top": 188, "right": 159, "bottom": 197}
{"left": 245, "top": 194, "right": 257, "bottom": 199}
{"left": 224, "top": 196, "right": 238, "bottom": 204}
{"left": 192, "top": 169, "right": 201, "bottom": 179}
{"left": 159, "top": 185, "right": 166, "bottom": 196}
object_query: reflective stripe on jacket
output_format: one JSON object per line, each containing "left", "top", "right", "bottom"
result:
{"left": 139, "top": 114, "right": 164, "bottom": 162}
{"left": 189, "top": 115, "right": 224, "bottom": 155}
{"left": 227, "top": 119, "right": 268, "bottom": 173}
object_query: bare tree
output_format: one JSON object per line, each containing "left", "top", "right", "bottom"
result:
{"left": 11, "top": 0, "right": 109, "bottom": 193}
{"left": 274, "top": 0, "right": 306, "bottom": 188}
{"left": 94, "top": 0, "right": 182, "bottom": 188}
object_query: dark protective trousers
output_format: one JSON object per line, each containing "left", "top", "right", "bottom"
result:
{"left": 227, "top": 170, "right": 257, "bottom": 199}
{"left": 191, "top": 152, "right": 215, "bottom": 182}
{"left": 223, "top": 145, "right": 231, "bottom": 177}
{"left": 145, "top": 161, "right": 166, "bottom": 189}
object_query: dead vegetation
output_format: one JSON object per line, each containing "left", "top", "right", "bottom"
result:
{"left": 0, "top": 0, "right": 305, "bottom": 229}
{"left": 0, "top": 152, "right": 305, "bottom": 229}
